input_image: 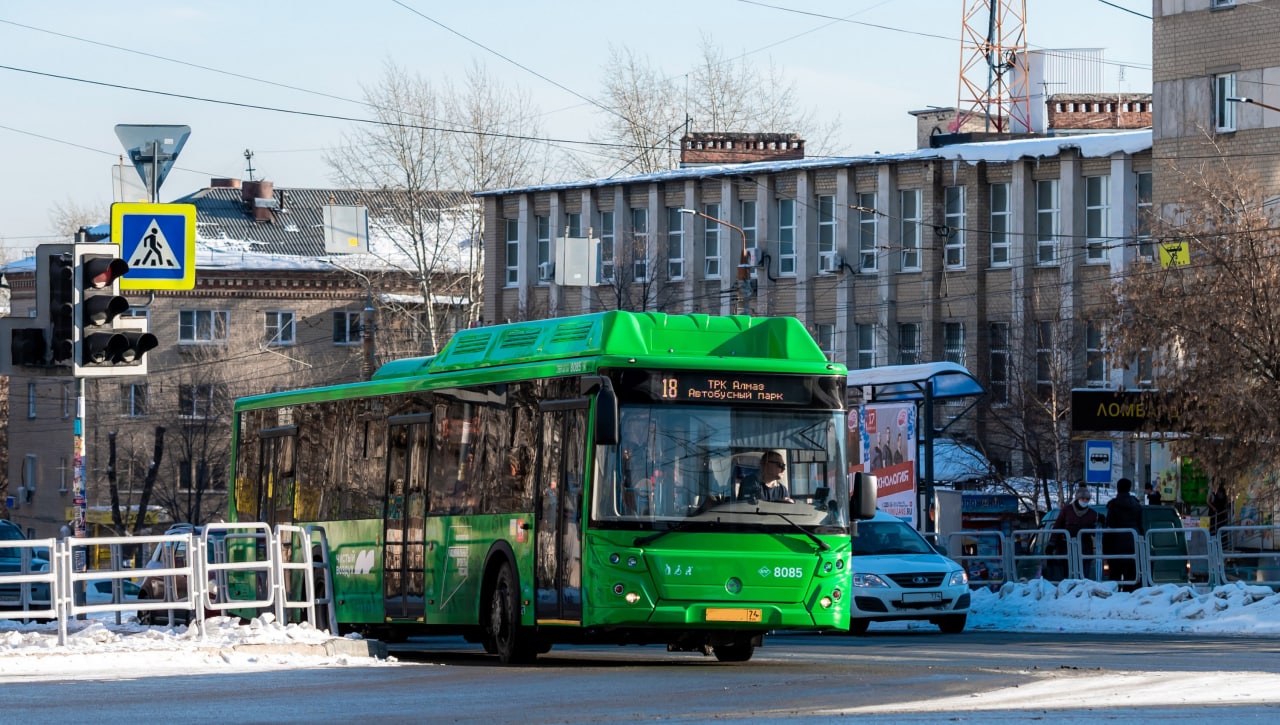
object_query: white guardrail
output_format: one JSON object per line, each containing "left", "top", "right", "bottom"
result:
{"left": 943, "top": 524, "right": 1280, "bottom": 591}
{"left": 0, "top": 524, "right": 335, "bottom": 647}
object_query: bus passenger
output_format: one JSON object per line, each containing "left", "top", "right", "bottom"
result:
{"left": 738, "top": 452, "right": 793, "bottom": 503}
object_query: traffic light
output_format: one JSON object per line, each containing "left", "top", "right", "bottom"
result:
{"left": 73, "top": 245, "right": 157, "bottom": 376}
{"left": 49, "top": 250, "right": 75, "bottom": 363}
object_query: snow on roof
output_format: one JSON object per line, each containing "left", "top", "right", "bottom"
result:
{"left": 476, "top": 130, "right": 1152, "bottom": 197}
{"left": 847, "top": 361, "right": 985, "bottom": 402}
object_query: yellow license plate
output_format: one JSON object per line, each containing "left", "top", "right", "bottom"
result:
{"left": 705, "top": 608, "right": 762, "bottom": 623}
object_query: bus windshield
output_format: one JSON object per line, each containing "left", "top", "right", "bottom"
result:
{"left": 592, "top": 405, "right": 850, "bottom": 532}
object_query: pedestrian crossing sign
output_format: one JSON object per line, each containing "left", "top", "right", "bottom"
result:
{"left": 110, "top": 202, "right": 196, "bottom": 290}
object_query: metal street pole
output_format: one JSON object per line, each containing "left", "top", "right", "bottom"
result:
{"left": 678, "top": 208, "right": 754, "bottom": 316}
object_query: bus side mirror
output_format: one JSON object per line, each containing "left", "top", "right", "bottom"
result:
{"left": 586, "top": 376, "right": 619, "bottom": 445}
{"left": 851, "top": 472, "right": 877, "bottom": 520}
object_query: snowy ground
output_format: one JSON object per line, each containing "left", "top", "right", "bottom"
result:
{"left": 2, "top": 580, "right": 1279, "bottom": 689}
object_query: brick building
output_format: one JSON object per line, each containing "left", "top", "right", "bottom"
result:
{"left": 1153, "top": 0, "right": 1280, "bottom": 201}
{"left": 478, "top": 128, "right": 1153, "bottom": 482}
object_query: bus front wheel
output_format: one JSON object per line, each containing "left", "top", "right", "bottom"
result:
{"left": 488, "top": 562, "right": 536, "bottom": 665}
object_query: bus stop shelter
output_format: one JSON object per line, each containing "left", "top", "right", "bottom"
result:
{"left": 847, "top": 362, "right": 985, "bottom": 530}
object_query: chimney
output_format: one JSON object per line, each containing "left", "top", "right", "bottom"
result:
{"left": 241, "top": 180, "right": 277, "bottom": 222}
{"left": 679, "top": 132, "right": 804, "bottom": 167}
{"left": 210, "top": 177, "right": 242, "bottom": 189}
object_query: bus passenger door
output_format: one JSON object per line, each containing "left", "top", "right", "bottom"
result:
{"left": 535, "top": 402, "right": 588, "bottom": 623}
{"left": 256, "top": 426, "right": 298, "bottom": 528}
{"left": 383, "top": 414, "right": 431, "bottom": 620}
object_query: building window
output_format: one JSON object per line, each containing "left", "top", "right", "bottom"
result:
{"left": 1086, "top": 321, "right": 1108, "bottom": 386}
{"left": 504, "top": 219, "right": 519, "bottom": 286}
{"left": 1215, "top": 73, "right": 1237, "bottom": 132}
{"left": 630, "top": 208, "right": 649, "bottom": 282}
{"left": 944, "top": 322, "right": 966, "bottom": 366}
{"left": 1036, "top": 179, "right": 1059, "bottom": 265}
{"left": 536, "top": 215, "right": 551, "bottom": 285}
{"left": 989, "top": 323, "right": 1009, "bottom": 405}
{"left": 1036, "top": 321, "right": 1054, "bottom": 390}
{"left": 565, "top": 212, "right": 582, "bottom": 238}
{"left": 265, "top": 311, "right": 295, "bottom": 346}
{"left": 599, "top": 211, "right": 615, "bottom": 283}
{"left": 27, "top": 382, "right": 36, "bottom": 418}
{"left": 898, "top": 323, "right": 920, "bottom": 365}
{"left": 740, "top": 200, "right": 757, "bottom": 272}
{"left": 1211, "top": 0, "right": 1236, "bottom": 7}
{"left": 815, "top": 323, "right": 835, "bottom": 361}
{"left": 944, "top": 186, "right": 965, "bottom": 268}
{"left": 857, "top": 193, "right": 878, "bottom": 272}
{"left": 1085, "top": 175, "right": 1110, "bottom": 262}
{"left": 817, "top": 195, "right": 836, "bottom": 256}
{"left": 180, "top": 309, "right": 229, "bottom": 344}
{"left": 24, "top": 454, "right": 37, "bottom": 495}
{"left": 900, "top": 189, "right": 922, "bottom": 271}
{"left": 857, "top": 323, "right": 877, "bottom": 369}
{"left": 990, "top": 183, "right": 1011, "bottom": 267}
{"left": 333, "top": 310, "right": 362, "bottom": 345}
{"left": 1137, "top": 172, "right": 1153, "bottom": 260}
{"left": 123, "top": 383, "right": 148, "bottom": 417}
{"left": 666, "top": 207, "right": 684, "bottom": 280}
{"left": 1136, "top": 348, "right": 1154, "bottom": 386}
{"left": 777, "top": 198, "right": 796, "bottom": 275}
{"left": 702, "top": 203, "right": 721, "bottom": 278}
{"left": 179, "top": 383, "right": 219, "bottom": 419}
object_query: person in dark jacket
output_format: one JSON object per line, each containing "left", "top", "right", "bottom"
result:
{"left": 1046, "top": 485, "right": 1100, "bottom": 580}
{"left": 1208, "top": 481, "right": 1230, "bottom": 537}
{"left": 1144, "top": 482, "right": 1163, "bottom": 505}
{"left": 1104, "top": 477, "right": 1144, "bottom": 590}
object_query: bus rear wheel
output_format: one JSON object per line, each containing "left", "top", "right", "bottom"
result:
{"left": 488, "top": 562, "right": 536, "bottom": 665}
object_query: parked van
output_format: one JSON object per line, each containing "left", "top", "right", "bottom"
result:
{"left": 1018, "top": 504, "right": 1189, "bottom": 584}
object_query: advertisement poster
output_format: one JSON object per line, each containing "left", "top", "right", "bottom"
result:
{"left": 860, "top": 402, "right": 918, "bottom": 527}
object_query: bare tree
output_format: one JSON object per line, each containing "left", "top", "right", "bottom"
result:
{"left": 591, "top": 37, "right": 841, "bottom": 176}
{"left": 588, "top": 231, "right": 683, "bottom": 312}
{"left": 1108, "top": 148, "right": 1280, "bottom": 493}
{"left": 48, "top": 197, "right": 105, "bottom": 237}
{"left": 981, "top": 295, "right": 1083, "bottom": 513}
{"left": 326, "top": 61, "right": 544, "bottom": 353}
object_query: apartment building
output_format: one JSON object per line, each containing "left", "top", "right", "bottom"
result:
{"left": 479, "top": 127, "right": 1153, "bottom": 482}
{"left": 1153, "top": 0, "right": 1280, "bottom": 201}
{"left": 2, "top": 180, "right": 474, "bottom": 538}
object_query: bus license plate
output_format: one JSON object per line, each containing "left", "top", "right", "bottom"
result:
{"left": 902, "top": 592, "right": 942, "bottom": 604}
{"left": 706, "top": 608, "right": 762, "bottom": 623}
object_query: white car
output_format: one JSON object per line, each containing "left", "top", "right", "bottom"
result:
{"left": 84, "top": 578, "right": 141, "bottom": 606}
{"left": 847, "top": 510, "right": 970, "bottom": 634}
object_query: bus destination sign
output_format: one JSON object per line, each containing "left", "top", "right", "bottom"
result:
{"left": 656, "top": 372, "right": 811, "bottom": 404}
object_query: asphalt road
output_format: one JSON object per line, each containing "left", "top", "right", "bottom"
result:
{"left": 5, "top": 630, "right": 1279, "bottom": 723}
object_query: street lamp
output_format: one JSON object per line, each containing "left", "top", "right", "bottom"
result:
{"left": 1227, "top": 96, "right": 1280, "bottom": 113}
{"left": 677, "top": 208, "right": 754, "bottom": 315}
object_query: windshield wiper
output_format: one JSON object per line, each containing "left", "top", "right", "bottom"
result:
{"left": 633, "top": 518, "right": 702, "bottom": 547}
{"left": 752, "top": 509, "right": 830, "bottom": 552}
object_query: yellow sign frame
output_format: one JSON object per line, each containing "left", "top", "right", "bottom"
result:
{"left": 110, "top": 201, "right": 197, "bottom": 290}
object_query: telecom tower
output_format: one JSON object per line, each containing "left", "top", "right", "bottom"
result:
{"left": 954, "top": 0, "right": 1031, "bottom": 134}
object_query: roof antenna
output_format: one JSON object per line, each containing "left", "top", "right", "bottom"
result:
{"left": 244, "top": 148, "right": 256, "bottom": 181}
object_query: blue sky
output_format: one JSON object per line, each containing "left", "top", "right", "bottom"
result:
{"left": 0, "top": 0, "right": 1152, "bottom": 252}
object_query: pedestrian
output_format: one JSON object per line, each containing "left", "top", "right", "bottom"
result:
{"left": 1060, "top": 485, "right": 1101, "bottom": 570}
{"left": 1143, "top": 481, "right": 1163, "bottom": 505}
{"left": 1208, "top": 481, "right": 1230, "bottom": 536}
{"left": 1104, "top": 477, "right": 1143, "bottom": 591}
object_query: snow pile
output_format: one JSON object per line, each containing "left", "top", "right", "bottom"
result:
{"left": 969, "top": 580, "right": 1280, "bottom": 635}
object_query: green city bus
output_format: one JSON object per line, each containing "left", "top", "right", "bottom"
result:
{"left": 229, "top": 311, "right": 873, "bottom": 663}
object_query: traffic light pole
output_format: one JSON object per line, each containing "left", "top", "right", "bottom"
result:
{"left": 72, "top": 377, "right": 87, "bottom": 572}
